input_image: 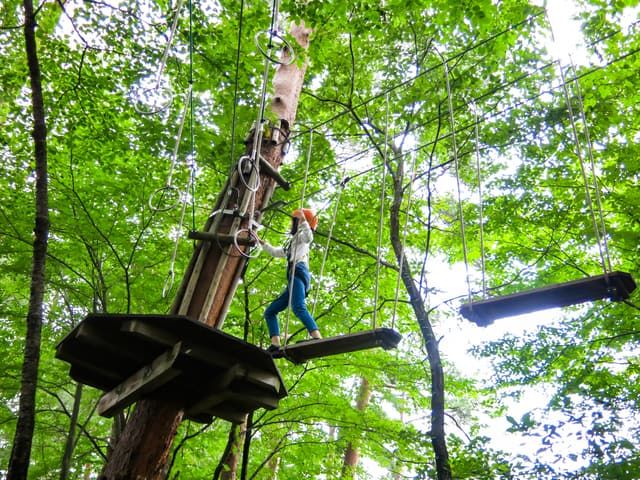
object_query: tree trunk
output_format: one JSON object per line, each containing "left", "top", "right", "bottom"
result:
{"left": 213, "top": 417, "right": 247, "bottom": 480}
{"left": 7, "top": 1, "right": 50, "bottom": 478}
{"left": 100, "top": 23, "right": 311, "bottom": 480}
{"left": 60, "top": 383, "right": 83, "bottom": 480}
{"left": 340, "top": 377, "right": 372, "bottom": 479}
{"left": 388, "top": 154, "right": 451, "bottom": 480}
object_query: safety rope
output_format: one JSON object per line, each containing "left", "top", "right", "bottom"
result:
{"left": 567, "top": 57, "right": 613, "bottom": 273}
{"left": 373, "top": 93, "right": 390, "bottom": 329}
{"left": 283, "top": 129, "right": 313, "bottom": 342}
{"left": 558, "top": 63, "right": 611, "bottom": 276}
{"left": 149, "top": 84, "right": 193, "bottom": 213}
{"left": 472, "top": 102, "right": 487, "bottom": 297}
{"left": 312, "top": 173, "right": 347, "bottom": 317}
{"left": 188, "top": 0, "right": 196, "bottom": 236}
{"left": 133, "top": 0, "right": 185, "bottom": 114}
{"left": 229, "top": 0, "right": 245, "bottom": 168}
{"left": 435, "top": 47, "right": 472, "bottom": 305}
{"left": 391, "top": 150, "right": 418, "bottom": 329}
{"left": 545, "top": 6, "right": 613, "bottom": 277}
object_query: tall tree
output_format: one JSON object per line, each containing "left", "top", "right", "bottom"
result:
{"left": 100, "top": 22, "right": 312, "bottom": 480}
{"left": 7, "top": 0, "right": 50, "bottom": 478}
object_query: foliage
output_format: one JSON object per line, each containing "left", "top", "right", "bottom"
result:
{"left": 1, "top": 0, "right": 639, "bottom": 478}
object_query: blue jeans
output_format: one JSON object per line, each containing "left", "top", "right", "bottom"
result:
{"left": 265, "top": 262, "right": 318, "bottom": 337}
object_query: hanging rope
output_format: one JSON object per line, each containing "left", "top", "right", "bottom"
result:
{"left": 373, "top": 93, "right": 390, "bottom": 329}
{"left": 188, "top": 0, "right": 196, "bottom": 236}
{"left": 472, "top": 102, "right": 488, "bottom": 297}
{"left": 231, "top": 0, "right": 284, "bottom": 260}
{"left": 435, "top": 47, "right": 472, "bottom": 305}
{"left": 391, "top": 150, "right": 419, "bottom": 329}
{"left": 229, "top": 0, "right": 245, "bottom": 168}
{"left": 545, "top": 5, "right": 613, "bottom": 278}
{"left": 244, "top": 0, "right": 283, "bottom": 233}
{"left": 558, "top": 63, "right": 611, "bottom": 277}
{"left": 149, "top": 84, "right": 193, "bottom": 212}
{"left": 283, "top": 129, "right": 313, "bottom": 342}
{"left": 567, "top": 57, "right": 613, "bottom": 273}
{"left": 311, "top": 174, "right": 347, "bottom": 317}
{"left": 133, "top": 0, "right": 185, "bottom": 114}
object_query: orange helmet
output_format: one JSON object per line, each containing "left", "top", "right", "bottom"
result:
{"left": 292, "top": 208, "right": 318, "bottom": 230}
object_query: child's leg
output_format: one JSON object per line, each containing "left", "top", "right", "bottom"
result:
{"left": 264, "top": 289, "right": 290, "bottom": 344}
{"left": 289, "top": 276, "right": 319, "bottom": 335}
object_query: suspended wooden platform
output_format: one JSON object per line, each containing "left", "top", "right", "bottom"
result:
{"left": 272, "top": 328, "right": 402, "bottom": 364}
{"left": 55, "top": 314, "right": 287, "bottom": 424}
{"left": 460, "top": 271, "right": 637, "bottom": 327}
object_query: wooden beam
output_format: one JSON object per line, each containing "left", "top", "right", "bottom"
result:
{"left": 460, "top": 271, "right": 637, "bottom": 326}
{"left": 272, "top": 328, "right": 402, "bottom": 364}
{"left": 258, "top": 155, "right": 290, "bottom": 190}
{"left": 188, "top": 231, "right": 256, "bottom": 246}
{"left": 97, "top": 342, "right": 182, "bottom": 418}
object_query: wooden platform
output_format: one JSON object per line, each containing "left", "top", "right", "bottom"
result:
{"left": 460, "top": 271, "right": 637, "bottom": 327}
{"left": 55, "top": 314, "right": 287, "bottom": 423}
{"left": 272, "top": 328, "right": 402, "bottom": 364}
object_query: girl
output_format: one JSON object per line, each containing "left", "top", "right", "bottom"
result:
{"left": 260, "top": 208, "right": 322, "bottom": 352}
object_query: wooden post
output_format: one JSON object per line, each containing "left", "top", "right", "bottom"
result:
{"left": 99, "top": 23, "right": 311, "bottom": 480}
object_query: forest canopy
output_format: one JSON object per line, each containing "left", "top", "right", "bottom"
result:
{"left": 1, "top": 0, "right": 640, "bottom": 478}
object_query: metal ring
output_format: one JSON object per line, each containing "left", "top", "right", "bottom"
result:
{"left": 149, "top": 185, "right": 181, "bottom": 212}
{"left": 162, "top": 269, "right": 175, "bottom": 298}
{"left": 254, "top": 30, "right": 296, "bottom": 66}
{"left": 237, "top": 155, "right": 260, "bottom": 192}
{"left": 232, "top": 228, "right": 261, "bottom": 258}
{"left": 132, "top": 83, "right": 174, "bottom": 115}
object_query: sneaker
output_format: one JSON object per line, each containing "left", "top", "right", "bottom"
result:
{"left": 266, "top": 344, "right": 281, "bottom": 354}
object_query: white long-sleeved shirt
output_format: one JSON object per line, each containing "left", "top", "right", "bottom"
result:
{"left": 262, "top": 220, "right": 313, "bottom": 266}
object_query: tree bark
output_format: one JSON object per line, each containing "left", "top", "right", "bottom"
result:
{"left": 212, "top": 417, "right": 247, "bottom": 480}
{"left": 388, "top": 153, "right": 451, "bottom": 480}
{"left": 7, "top": 1, "right": 50, "bottom": 478}
{"left": 340, "top": 377, "right": 372, "bottom": 479}
{"left": 100, "top": 23, "right": 312, "bottom": 480}
{"left": 60, "top": 383, "right": 83, "bottom": 480}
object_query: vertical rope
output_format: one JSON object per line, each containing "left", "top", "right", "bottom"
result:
{"left": 229, "top": 0, "right": 245, "bottom": 168}
{"left": 188, "top": 0, "right": 196, "bottom": 236}
{"left": 283, "top": 130, "right": 314, "bottom": 342}
{"left": 391, "top": 150, "right": 418, "bottom": 329}
{"left": 472, "top": 103, "right": 487, "bottom": 297}
{"left": 568, "top": 57, "right": 613, "bottom": 273}
{"left": 155, "top": 0, "right": 185, "bottom": 88}
{"left": 558, "top": 63, "right": 609, "bottom": 276}
{"left": 312, "top": 176, "right": 345, "bottom": 317}
{"left": 437, "top": 48, "right": 472, "bottom": 304}
{"left": 546, "top": 8, "right": 611, "bottom": 276}
{"left": 373, "top": 93, "right": 390, "bottom": 329}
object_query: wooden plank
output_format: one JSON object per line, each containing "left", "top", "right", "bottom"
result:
{"left": 188, "top": 231, "right": 256, "bottom": 246}
{"left": 460, "top": 271, "right": 637, "bottom": 327}
{"left": 272, "top": 328, "right": 402, "bottom": 364}
{"left": 97, "top": 342, "right": 182, "bottom": 417}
